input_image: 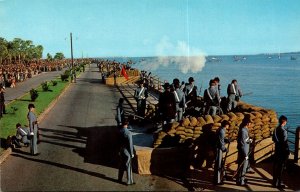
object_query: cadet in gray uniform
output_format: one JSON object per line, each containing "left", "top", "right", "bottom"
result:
{"left": 116, "top": 98, "right": 125, "bottom": 127}
{"left": 173, "top": 79, "right": 186, "bottom": 121}
{"left": 213, "top": 120, "right": 230, "bottom": 185}
{"left": 236, "top": 118, "right": 252, "bottom": 186}
{"left": 27, "top": 104, "right": 39, "bottom": 155}
{"left": 134, "top": 81, "right": 148, "bottom": 117}
{"left": 272, "top": 115, "right": 289, "bottom": 189}
{"left": 204, "top": 80, "right": 221, "bottom": 115}
{"left": 227, "top": 79, "right": 242, "bottom": 112}
{"left": 184, "top": 77, "right": 197, "bottom": 108}
{"left": 118, "top": 120, "right": 135, "bottom": 185}
{"left": 13, "top": 123, "right": 30, "bottom": 147}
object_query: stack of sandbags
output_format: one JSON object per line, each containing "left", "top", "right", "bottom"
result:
{"left": 153, "top": 102, "right": 278, "bottom": 148}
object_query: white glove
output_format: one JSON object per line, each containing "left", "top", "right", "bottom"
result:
{"left": 245, "top": 156, "right": 249, "bottom": 160}
{"left": 30, "top": 132, "right": 34, "bottom": 135}
{"left": 131, "top": 154, "right": 134, "bottom": 158}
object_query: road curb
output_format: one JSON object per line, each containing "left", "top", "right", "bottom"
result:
{"left": 0, "top": 71, "right": 85, "bottom": 164}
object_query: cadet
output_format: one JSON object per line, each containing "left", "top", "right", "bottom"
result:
{"left": 12, "top": 123, "right": 30, "bottom": 148}
{"left": 118, "top": 120, "right": 135, "bottom": 185}
{"left": 27, "top": 104, "right": 39, "bottom": 156}
{"left": 227, "top": 79, "right": 242, "bottom": 112}
{"left": 236, "top": 118, "right": 252, "bottom": 186}
{"left": 213, "top": 120, "right": 230, "bottom": 185}
{"left": 173, "top": 79, "right": 186, "bottom": 121}
{"left": 116, "top": 98, "right": 125, "bottom": 128}
{"left": 159, "top": 83, "right": 177, "bottom": 124}
{"left": 272, "top": 115, "right": 289, "bottom": 188}
{"left": 134, "top": 81, "right": 148, "bottom": 117}
{"left": 203, "top": 80, "right": 221, "bottom": 115}
{"left": 184, "top": 77, "right": 197, "bottom": 107}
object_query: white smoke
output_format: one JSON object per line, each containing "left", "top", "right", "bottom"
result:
{"left": 139, "top": 36, "right": 206, "bottom": 74}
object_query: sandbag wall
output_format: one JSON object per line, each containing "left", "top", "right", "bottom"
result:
{"left": 153, "top": 101, "right": 278, "bottom": 148}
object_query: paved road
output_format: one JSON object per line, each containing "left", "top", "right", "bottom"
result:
{"left": 0, "top": 64, "right": 188, "bottom": 191}
{"left": 4, "top": 70, "right": 66, "bottom": 104}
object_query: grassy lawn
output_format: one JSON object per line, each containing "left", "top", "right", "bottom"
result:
{"left": 0, "top": 79, "right": 69, "bottom": 151}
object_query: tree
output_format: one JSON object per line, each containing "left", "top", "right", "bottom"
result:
{"left": 0, "top": 38, "right": 8, "bottom": 64}
{"left": 46, "top": 53, "right": 53, "bottom": 61}
{"left": 54, "top": 52, "right": 65, "bottom": 60}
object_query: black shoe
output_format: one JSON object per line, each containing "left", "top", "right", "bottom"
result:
{"left": 126, "top": 182, "right": 136, "bottom": 185}
{"left": 33, "top": 153, "right": 40, "bottom": 156}
{"left": 247, "top": 170, "right": 255, "bottom": 174}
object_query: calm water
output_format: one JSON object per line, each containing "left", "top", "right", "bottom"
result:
{"left": 110, "top": 53, "right": 300, "bottom": 143}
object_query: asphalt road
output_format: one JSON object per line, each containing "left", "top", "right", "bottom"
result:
{"left": 0, "top": 64, "right": 188, "bottom": 191}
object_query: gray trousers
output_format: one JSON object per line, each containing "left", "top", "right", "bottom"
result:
{"left": 213, "top": 149, "right": 224, "bottom": 184}
{"left": 175, "top": 108, "right": 183, "bottom": 122}
{"left": 236, "top": 152, "right": 248, "bottom": 185}
{"left": 30, "top": 126, "right": 38, "bottom": 155}
{"left": 227, "top": 94, "right": 237, "bottom": 112}
{"left": 118, "top": 150, "right": 134, "bottom": 184}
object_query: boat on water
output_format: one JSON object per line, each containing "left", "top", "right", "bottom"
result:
{"left": 291, "top": 56, "right": 297, "bottom": 60}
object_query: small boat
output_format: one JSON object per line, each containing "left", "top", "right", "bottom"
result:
{"left": 291, "top": 56, "right": 297, "bottom": 60}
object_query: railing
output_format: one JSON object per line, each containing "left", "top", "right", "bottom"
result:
{"left": 287, "top": 126, "right": 300, "bottom": 164}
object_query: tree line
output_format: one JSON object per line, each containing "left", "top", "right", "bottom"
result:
{"left": 0, "top": 37, "right": 65, "bottom": 65}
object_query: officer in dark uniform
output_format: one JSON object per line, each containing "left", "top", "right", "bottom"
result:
{"left": 0, "top": 86, "right": 5, "bottom": 118}
{"left": 118, "top": 120, "right": 135, "bottom": 185}
{"left": 134, "top": 81, "right": 148, "bottom": 117}
{"left": 213, "top": 120, "right": 230, "bottom": 185}
{"left": 272, "top": 115, "right": 289, "bottom": 188}
{"left": 159, "top": 83, "right": 177, "bottom": 124}
{"left": 236, "top": 117, "right": 252, "bottom": 186}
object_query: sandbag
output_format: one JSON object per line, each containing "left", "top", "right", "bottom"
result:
{"left": 190, "top": 117, "right": 198, "bottom": 127}
{"left": 182, "top": 118, "right": 190, "bottom": 127}
{"left": 197, "top": 117, "right": 206, "bottom": 126}
{"left": 212, "top": 115, "right": 222, "bottom": 123}
{"left": 204, "top": 115, "right": 214, "bottom": 124}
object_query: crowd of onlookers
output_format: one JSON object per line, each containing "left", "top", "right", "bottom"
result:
{"left": 0, "top": 60, "right": 72, "bottom": 88}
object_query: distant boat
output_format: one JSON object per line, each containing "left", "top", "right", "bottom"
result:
{"left": 291, "top": 56, "right": 297, "bottom": 60}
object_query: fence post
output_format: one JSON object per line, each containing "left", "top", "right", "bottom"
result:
{"left": 294, "top": 126, "right": 300, "bottom": 164}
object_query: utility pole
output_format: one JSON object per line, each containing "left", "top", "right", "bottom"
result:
{"left": 70, "top": 32, "right": 74, "bottom": 69}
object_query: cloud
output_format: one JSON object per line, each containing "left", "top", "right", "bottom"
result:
{"left": 139, "top": 36, "right": 206, "bottom": 74}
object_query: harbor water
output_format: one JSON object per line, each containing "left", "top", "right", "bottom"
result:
{"left": 110, "top": 53, "right": 300, "bottom": 145}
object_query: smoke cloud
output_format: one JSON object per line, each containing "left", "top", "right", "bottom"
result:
{"left": 139, "top": 36, "right": 206, "bottom": 74}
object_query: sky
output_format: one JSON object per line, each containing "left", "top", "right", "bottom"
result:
{"left": 1, "top": 0, "right": 300, "bottom": 58}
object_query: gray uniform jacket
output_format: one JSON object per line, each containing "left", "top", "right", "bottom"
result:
{"left": 237, "top": 127, "right": 250, "bottom": 157}
{"left": 204, "top": 86, "right": 220, "bottom": 106}
{"left": 134, "top": 87, "right": 148, "bottom": 101}
{"left": 119, "top": 128, "right": 134, "bottom": 156}
{"left": 272, "top": 125, "right": 289, "bottom": 155}
{"left": 174, "top": 88, "right": 185, "bottom": 110}
{"left": 227, "top": 83, "right": 242, "bottom": 97}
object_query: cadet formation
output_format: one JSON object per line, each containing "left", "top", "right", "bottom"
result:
{"left": 4, "top": 59, "right": 290, "bottom": 189}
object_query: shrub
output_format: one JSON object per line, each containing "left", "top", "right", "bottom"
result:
{"left": 51, "top": 80, "right": 58, "bottom": 86}
{"left": 61, "top": 70, "right": 70, "bottom": 81}
{"left": 30, "top": 89, "right": 38, "bottom": 101}
{"left": 42, "top": 81, "right": 49, "bottom": 91}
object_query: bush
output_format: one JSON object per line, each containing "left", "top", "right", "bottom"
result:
{"left": 61, "top": 70, "right": 70, "bottom": 81}
{"left": 42, "top": 81, "right": 49, "bottom": 91}
{"left": 51, "top": 80, "right": 58, "bottom": 86}
{"left": 30, "top": 89, "right": 38, "bottom": 101}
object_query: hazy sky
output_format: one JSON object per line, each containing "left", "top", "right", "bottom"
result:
{"left": 1, "top": 0, "right": 300, "bottom": 58}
